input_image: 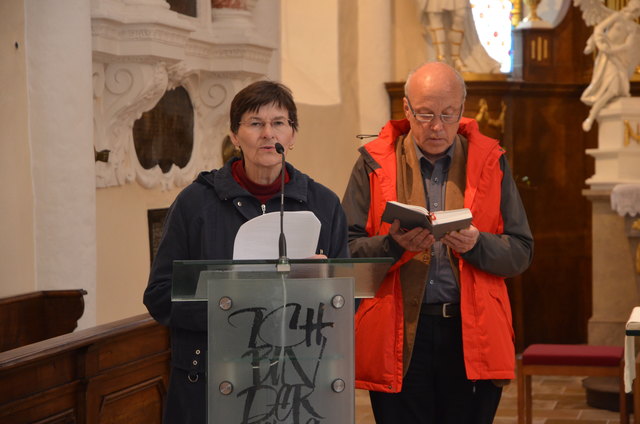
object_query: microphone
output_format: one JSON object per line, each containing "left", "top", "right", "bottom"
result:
{"left": 274, "top": 142, "right": 290, "bottom": 272}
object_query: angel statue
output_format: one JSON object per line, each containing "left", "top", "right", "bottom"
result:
{"left": 574, "top": 0, "right": 640, "bottom": 132}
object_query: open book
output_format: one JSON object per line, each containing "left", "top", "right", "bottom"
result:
{"left": 381, "top": 201, "right": 473, "bottom": 240}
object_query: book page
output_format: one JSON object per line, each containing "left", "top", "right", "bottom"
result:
{"left": 388, "top": 201, "right": 429, "bottom": 214}
{"left": 432, "top": 209, "right": 472, "bottom": 224}
{"left": 233, "top": 211, "right": 321, "bottom": 260}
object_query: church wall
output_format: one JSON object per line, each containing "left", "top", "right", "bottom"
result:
{"left": 94, "top": 0, "right": 390, "bottom": 325}
{"left": 92, "top": 0, "right": 374, "bottom": 325}
{"left": 95, "top": 185, "right": 180, "bottom": 324}
{"left": 0, "top": 0, "right": 35, "bottom": 298}
{"left": 284, "top": 0, "right": 362, "bottom": 199}
{"left": 393, "top": 0, "right": 427, "bottom": 81}
{"left": 93, "top": 0, "right": 280, "bottom": 325}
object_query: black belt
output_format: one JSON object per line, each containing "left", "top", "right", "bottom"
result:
{"left": 421, "top": 303, "right": 460, "bottom": 318}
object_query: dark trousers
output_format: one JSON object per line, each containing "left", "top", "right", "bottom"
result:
{"left": 369, "top": 313, "right": 503, "bottom": 424}
{"left": 163, "top": 368, "right": 206, "bottom": 424}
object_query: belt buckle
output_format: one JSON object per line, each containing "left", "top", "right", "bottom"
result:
{"left": 442, "top": 302, "right": 452, "bottom": 318}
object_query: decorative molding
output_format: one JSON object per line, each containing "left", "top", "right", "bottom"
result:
{"left": 474, "top": 98, "right": 506, "bottom": 134}
{"left": 210, "top": 44, "right": 272, "bottom": 64}
{"left": 94, "top": 61, "right": 169, "bottom": 188}
{"left": 124, "top": 0, "right": 170, "bottom": 7}
{"left": 94, "top": 59, "right": 259, "bottom": 190}
{"left": 624, "top": 120, "right": 640, "bottom": 147}
{"left": 91, "top": 0, "right": 274, "bottom": 190}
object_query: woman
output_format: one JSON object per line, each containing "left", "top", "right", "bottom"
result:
{"left": 143, "top": 81, "right": 349, "bottom": 423}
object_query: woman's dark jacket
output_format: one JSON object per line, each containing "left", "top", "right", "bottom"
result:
{"left": 143, "top": 158, "right": 349, "bottom": 423}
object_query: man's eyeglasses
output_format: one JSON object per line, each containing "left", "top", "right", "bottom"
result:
{"left": 238, "top": 118, "right": 294, "bottom": 133}
{"left": 406, "top": 98, "right": 463, "bottom": 124}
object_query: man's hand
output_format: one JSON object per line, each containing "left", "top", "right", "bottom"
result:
{"left": 441, "top": 225, "right": 480, "bottom": 253}
{"left": 389, "top": 219, "right": 435, "bottom": 252}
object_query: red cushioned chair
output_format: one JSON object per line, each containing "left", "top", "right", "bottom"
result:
{"left": 516, "top": 344, "right": 628, "bottom": 424}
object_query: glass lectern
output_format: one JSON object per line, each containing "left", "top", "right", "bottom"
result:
{"left": 172, "top": 258, "right": 391, "bottom": 424}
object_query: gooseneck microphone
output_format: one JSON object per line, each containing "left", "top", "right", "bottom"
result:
{"left": 274, "top": 142, "right": 290, "bottom": 272}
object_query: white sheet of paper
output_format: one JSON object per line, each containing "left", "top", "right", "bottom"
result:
{"left": 233, "top": 211, "right": 321, "bottom": 260}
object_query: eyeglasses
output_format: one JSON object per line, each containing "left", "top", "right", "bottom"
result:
{"left": 406, "top": 98, "right": 463, "bottom": 124}
{"left": 238, "top": 118, "right": 294, "bottom": 133}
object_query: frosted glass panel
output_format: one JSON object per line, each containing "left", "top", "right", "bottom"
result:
{"left": 207, "top": 276, "right": 354, "bottom": 424}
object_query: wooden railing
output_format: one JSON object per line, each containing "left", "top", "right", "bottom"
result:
{"left": 0, "top": 313, "right": 170, "bottom": 424}
{"left": 0, "top": 289, "right": 87, "bottom": 352}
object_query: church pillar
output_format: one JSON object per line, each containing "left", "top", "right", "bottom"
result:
{"left": 25, "top": 0, "right": 96, "bottom": 328}
{"left": 584, "top": 98, "right": 640, "bottom": 346}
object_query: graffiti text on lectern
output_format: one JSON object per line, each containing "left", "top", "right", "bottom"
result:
{"left": 228, "top": 303, "right": 333, "bottom": 423}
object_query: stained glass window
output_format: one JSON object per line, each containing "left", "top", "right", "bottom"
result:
{"left": 470, "top": 0, "right": 514, "bottom": 72}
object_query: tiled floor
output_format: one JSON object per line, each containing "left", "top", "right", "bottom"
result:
{"left": 355, "top": 375, "right": 629, "bottom": 424}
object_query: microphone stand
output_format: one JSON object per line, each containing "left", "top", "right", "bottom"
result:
{"left": 274, "top": 142, "right": 290, "bottom": 273}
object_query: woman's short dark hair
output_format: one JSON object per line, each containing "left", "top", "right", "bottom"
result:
{"left": 229, "top": 80, "right": 299, "bottom": 134}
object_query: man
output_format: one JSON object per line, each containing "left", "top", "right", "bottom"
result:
{"left": 342, "top": 62, "right": 533, "bottom": 423}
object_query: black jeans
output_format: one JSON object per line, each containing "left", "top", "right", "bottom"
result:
{"left": 369, "top": 313, "right": 503, "bottom": 424}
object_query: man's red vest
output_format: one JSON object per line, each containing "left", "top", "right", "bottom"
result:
{"left": 354, "top": 117, "right": 515, "bottom": 393}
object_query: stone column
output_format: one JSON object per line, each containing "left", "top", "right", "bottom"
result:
{"left": 585, "top": 98, "right": 640, "bottom": 346}
{"left": 611, "top": 185, "right": 640, "bottom": 300}
{"left": 25, "top": 0, "right": 96, "bottom": 328}
{"left": 584, "top": 189, "right": 639, "bottom": 345}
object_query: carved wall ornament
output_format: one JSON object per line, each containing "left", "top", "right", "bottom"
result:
{"left": 474, "top": 98, "right": 506, "bottom": 134}
{"left": 94, "top": 59, "right": 249, "bottom": 190}
{"left": 91, "top": 0, "right": 274, "bottom": 190}
{"left": 94, "top": 61, "right": 169, "bottom": 188}
{"left": 624, "top": 120, "right": 640, "bottom": 146}
{"left": 529, "top": 36, "right": 550, "bottom": 62}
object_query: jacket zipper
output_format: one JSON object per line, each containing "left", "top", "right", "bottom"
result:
{"left": 261, "top": 204, "right": 266, "bottom": 214}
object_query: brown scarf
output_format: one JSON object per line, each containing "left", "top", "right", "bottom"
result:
{"left": 394, "top": 130, "right": 468, "bottom": 376}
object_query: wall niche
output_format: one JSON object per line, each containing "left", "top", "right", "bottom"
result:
{"left": 133, "top": 87, "right": 194, "bottom": 174}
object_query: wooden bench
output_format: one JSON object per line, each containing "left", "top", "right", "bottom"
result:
{"left": 0, "top": 313, "right": 170, "bottom": 423}
{"left": 517, "top": 344, "right": 629, "bottom": 424}
{"left": 0, "top": 289, "right": 87, "bottom": 352}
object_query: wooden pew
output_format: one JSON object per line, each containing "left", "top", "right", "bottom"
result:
{"left": 0, "top": 289, "right": 87, "bottom": 352}
{"left": 0, "top": 313, "right": 170, "bottom": 424}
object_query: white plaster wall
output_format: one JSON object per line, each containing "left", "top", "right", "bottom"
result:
{"left": 96, "top": 184, "right": 180, "bottom": 324}
{"left": 281, "top": 0, "right": 340, "bottom": 105}
{"left": 357, "top": 0, "right": 392, "bottom": 136}
{"left": 253, "top": 0, "right": 281, "bottom": 80}
{"left": 0, "top": 0, "right": 389, "bottom": 327}
{"left": 284, "top": 1, "right": 361, "bottom": 198}
{"left": 0, "top": 0, "right": 36, "bottom": 298}
{"left": 393, "top": 0, "right": 427, "bottom": 81}
{"left": 25, "top": 0, "right": 97, "bottom": 328}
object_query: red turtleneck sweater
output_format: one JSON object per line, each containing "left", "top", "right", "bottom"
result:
{"left": 231, "top": 159, "right": 291, "bottom": 205}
